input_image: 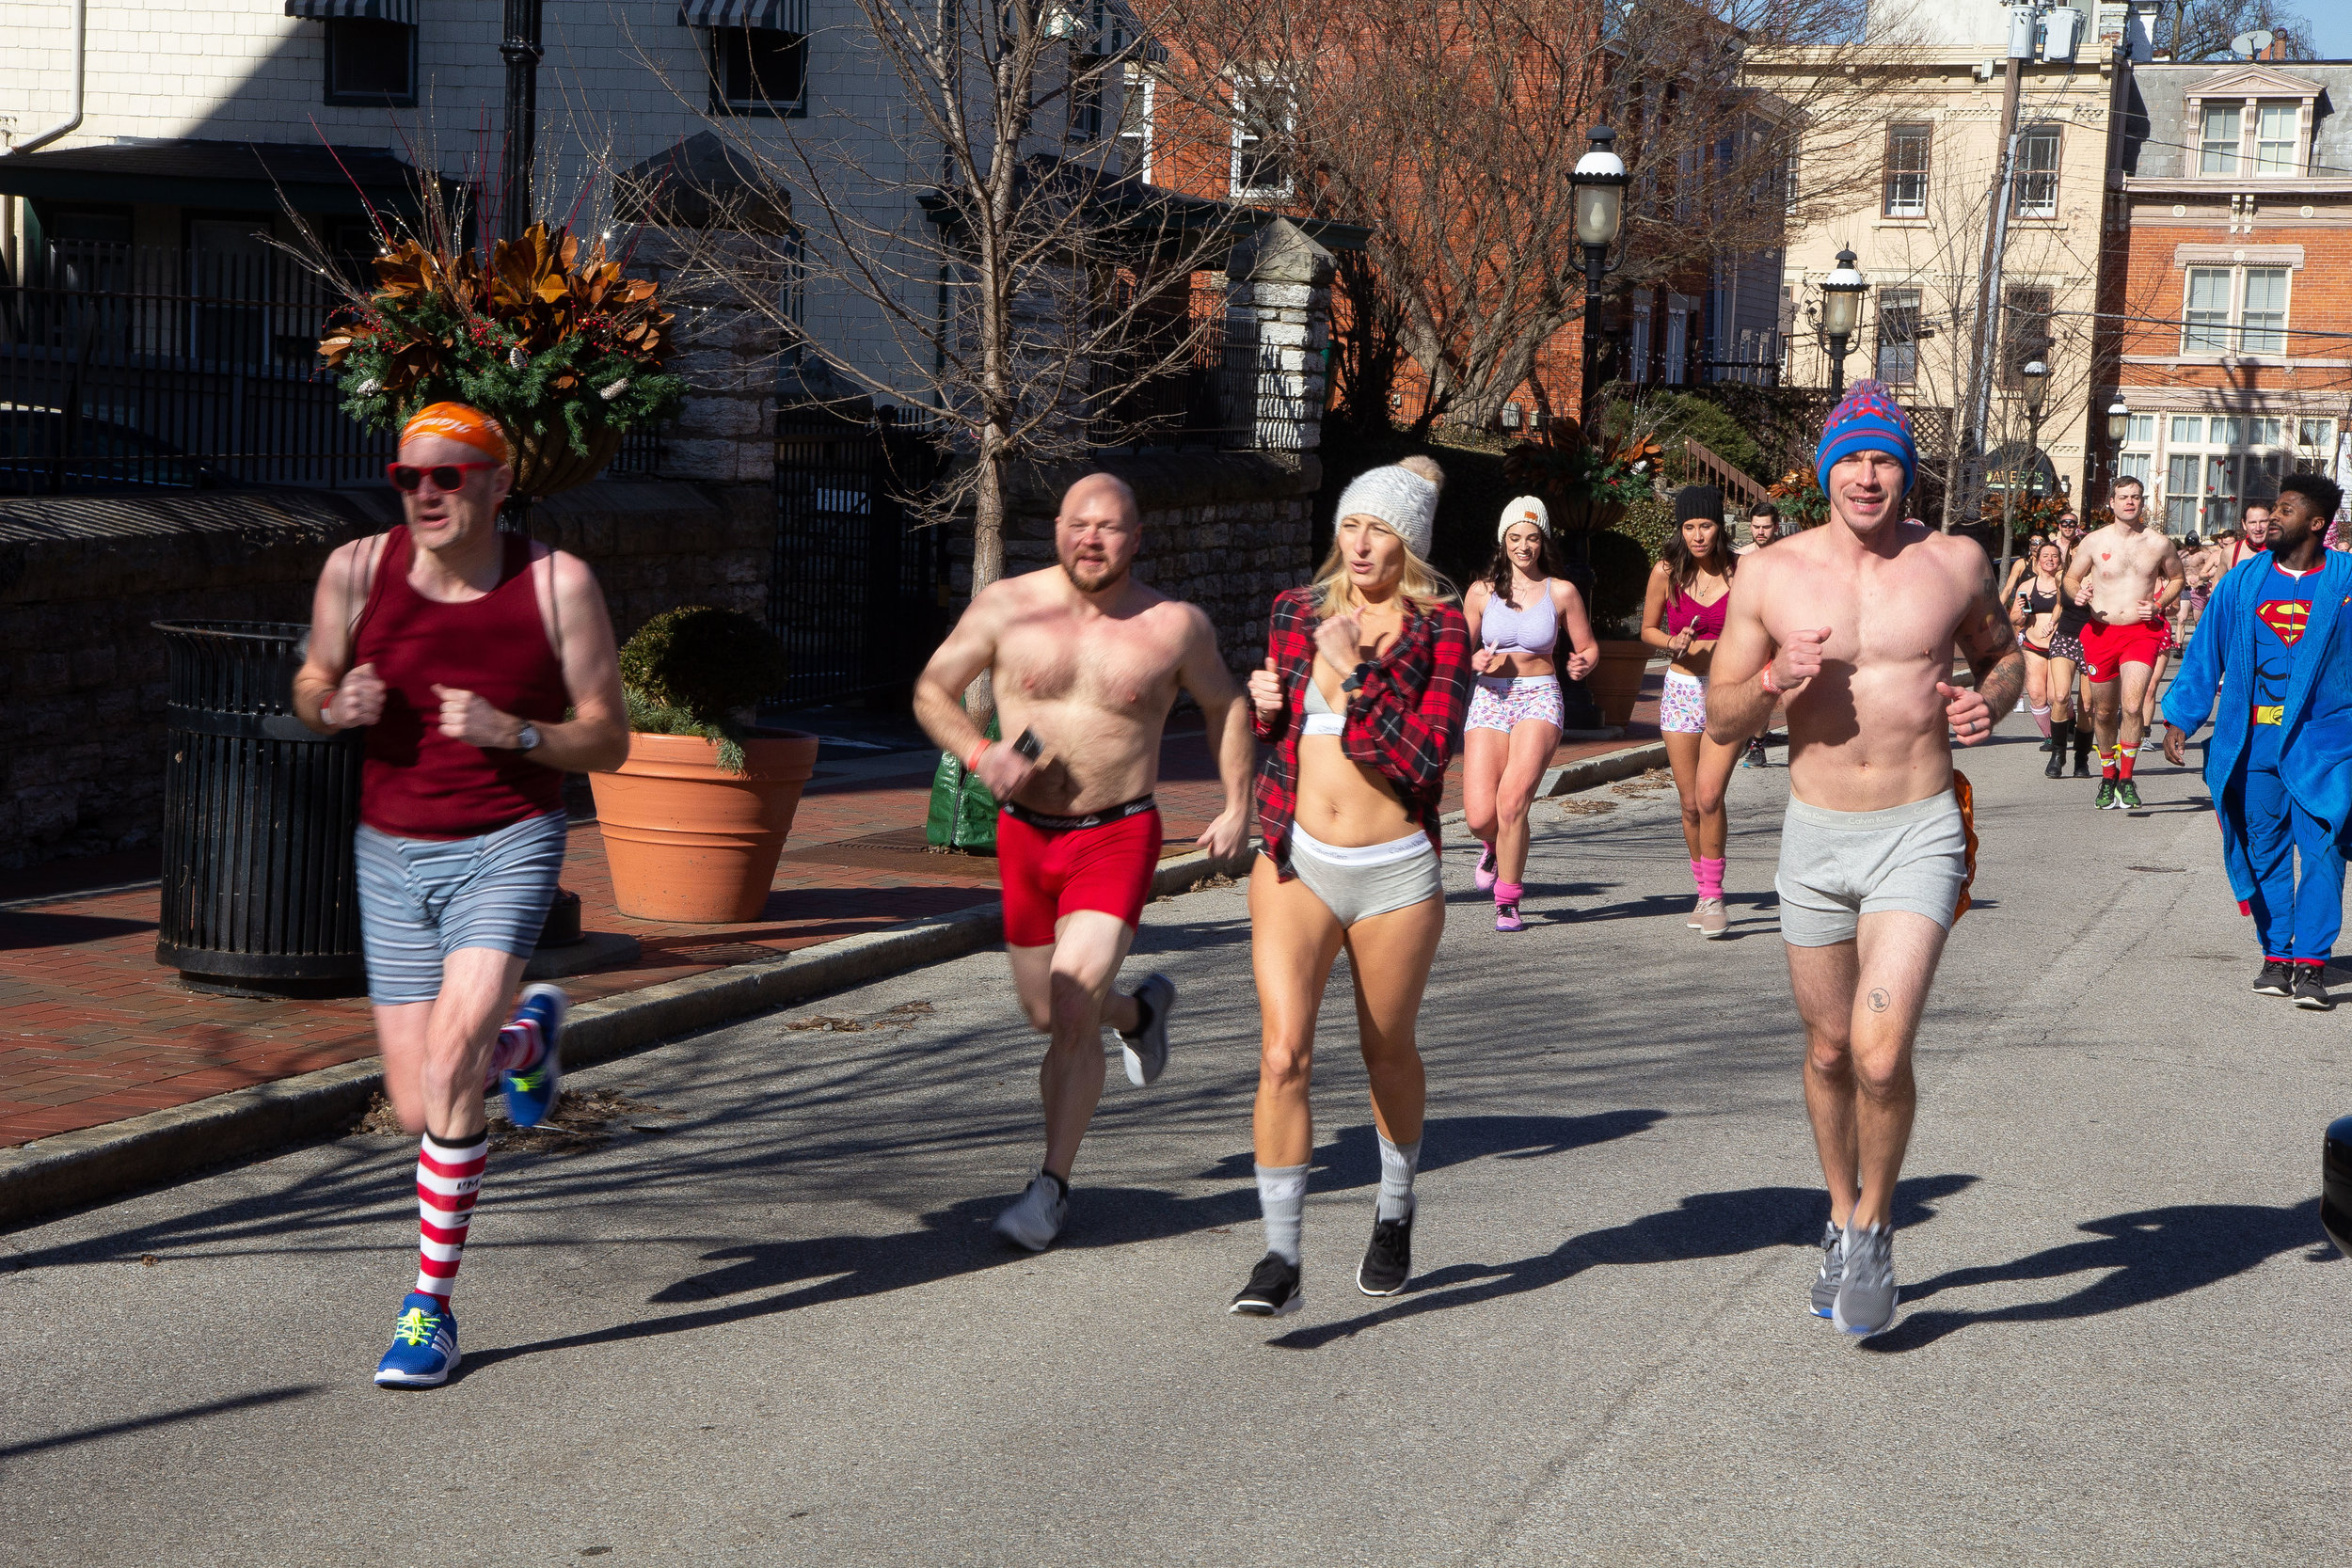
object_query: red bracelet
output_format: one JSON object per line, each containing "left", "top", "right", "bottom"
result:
{"left": 964, "top": 738, "right": 992, "bottom": 772}
{"left": 1760, "top": 663, "right": 1781, "bottom": 696}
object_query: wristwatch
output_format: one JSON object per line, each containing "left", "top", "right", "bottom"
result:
{"left": 1341, "top": 661, "right": 1371, "bottom": 694}
{"left": 515, "top": 722, "right": 541, "bottom": 752}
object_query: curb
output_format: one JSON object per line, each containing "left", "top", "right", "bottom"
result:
{"left": 0, "top": 845, "right": 1252, "bottom": 1232}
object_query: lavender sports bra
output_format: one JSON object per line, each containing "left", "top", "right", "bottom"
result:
{"left": 1480, "top": 585, "right": 1559, "bottom": 657}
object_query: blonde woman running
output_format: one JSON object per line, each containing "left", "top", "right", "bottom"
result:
{"left": 1231, "top": 460, "right": 1470, "bottom": 1317}
{"left": 1463, "top": 496, "right": 1598, "bottom": 931}
{"left": 1641, "top": 485, "right": 1741, "bottom": 938}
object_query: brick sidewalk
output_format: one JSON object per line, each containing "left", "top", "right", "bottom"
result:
{"left": 0, "top": 686, "right": 1662, "bottom": 1150}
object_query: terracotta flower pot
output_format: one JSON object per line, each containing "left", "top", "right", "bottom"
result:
{"left": 1587, "top": 639, "right": 1654, "bottom": 727}
{"left": 589, "top": 728, "right": 820, "bottom": 922}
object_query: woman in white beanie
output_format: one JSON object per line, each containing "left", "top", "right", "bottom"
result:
{"left": 1230, "top": 462, "right": 1470, "bottom": 1318}
{"left": 1461, "top": 495, "right": 1598, "bottom": 931}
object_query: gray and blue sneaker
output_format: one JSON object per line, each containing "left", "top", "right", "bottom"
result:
{"left": 499, "top": 983, "right": 566, "bottom": 1129}
{"left": 1832, "top": 1223, "right": 1899, "bottom": 1338}
{"left": 991, "top": 1170, "right": 1068, "bottom": 1252}
{"left": 373, "top": 1292, "right": 458, "bottom": 1388}
{"left": 1120, "top": 974, "right": 1176, "bottom": 1088}
{"left": 1809, "top": 1221, "right": 1844, "bottom": 1320}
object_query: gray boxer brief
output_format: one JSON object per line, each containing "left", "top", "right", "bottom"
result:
{"left": 1775, "top": 790, "right": 1969, "bottom": 947}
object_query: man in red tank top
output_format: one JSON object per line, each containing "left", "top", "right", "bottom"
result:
{"left": 294, "top": 403, "right": 628, "bottom": 1387}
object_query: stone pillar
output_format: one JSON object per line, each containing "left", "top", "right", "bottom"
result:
{"left": 628, "top": 229, "right": 780, "bottom": 484}
{"left": 1223, "top": 217, "right": 1334, "bottom": 453}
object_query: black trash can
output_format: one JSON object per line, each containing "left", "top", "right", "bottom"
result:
{"left": 155, "top": 621, "right": 368, "bottom": 997}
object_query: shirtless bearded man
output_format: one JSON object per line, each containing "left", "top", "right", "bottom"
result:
{"left": 2062, "top": 477, "right": 2185, "bottom": 810}
{"left": 1708, "top": 381, "right": 2024, "bottom": 1339}
{"left": 914, "top": 473, "right": 1253, "bottom": 1251}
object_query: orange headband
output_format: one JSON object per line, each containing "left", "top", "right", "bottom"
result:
{"left": 399, "top": 402, "right": 513, "bottom": 467}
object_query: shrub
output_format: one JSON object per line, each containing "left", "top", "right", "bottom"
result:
{"left": 1587, "top": 530, "right": 1655, "bottom": 638}
{"left": 618, "top": 606, "right": 788, "bottom": 773}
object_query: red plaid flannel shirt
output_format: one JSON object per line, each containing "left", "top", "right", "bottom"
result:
{"left": 1251, "top": 587, "right": 1471, "bottom": 877}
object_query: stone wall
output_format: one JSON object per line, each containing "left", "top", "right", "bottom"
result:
{"left": 993, "top": 451, "right": 1324, "bottom": 682}
{"left": 0, "top": 479, "right": 768, "bottom": 870}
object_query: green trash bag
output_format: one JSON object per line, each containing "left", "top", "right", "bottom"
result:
{"left": 925, "top": 713, "right": 1001, "bottom": 851}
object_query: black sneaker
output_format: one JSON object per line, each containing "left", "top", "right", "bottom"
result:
{"left": 1357, "top": 1210, "right": 1414, "bottom": 1297}
{"left": 2295, "top": 966, "right": 2335, "bottom": 1011}
{"left": 1228, "top": 1251, "right": 1303, "bottom": 1317}
{"left": 2253, "top": 960, "right": 2296, "bottom": 996}
{"left": 2116, "top": 780, "right": 2143, "bottom": 810}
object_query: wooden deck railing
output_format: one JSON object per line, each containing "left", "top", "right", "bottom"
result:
{"left": 1683, "top": 436, "right": 1770, "bottom": 511}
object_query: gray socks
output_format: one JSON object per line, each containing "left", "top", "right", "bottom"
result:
{"left": 1254, "top": 1162, "right": 1308, "bottom": 1264}
{"left": 1376, "top": 1134, "right": 1422, "bottom": 1222}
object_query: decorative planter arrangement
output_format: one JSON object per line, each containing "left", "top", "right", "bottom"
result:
{"left": 314, "top": 220, "right": 685, "bottom": 494}
{"left": 590, "top": 606, "right": 815, "bottom": 924}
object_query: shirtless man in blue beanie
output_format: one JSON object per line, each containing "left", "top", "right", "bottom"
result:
{"left": 1708, "top": 380, "right": 2025, "bottom": 1340}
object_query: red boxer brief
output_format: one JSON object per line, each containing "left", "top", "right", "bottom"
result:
{"left": 995, "top": 797, "right": 1163, "bottom": 947}
{"left": 2074, "top": 616, "right": 2167, "bottom": 684}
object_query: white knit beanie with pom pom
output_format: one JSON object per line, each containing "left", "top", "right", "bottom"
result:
{"left": 1333, "top": 464, "right": 1439, "bottom": 559}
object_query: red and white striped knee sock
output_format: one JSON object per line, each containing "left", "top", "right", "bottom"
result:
{"left": 415, "top": 1130, "right": 487, "bottom": 1305}
{"left": 480, "top": 1007, "right": 547, "bottom": 1090}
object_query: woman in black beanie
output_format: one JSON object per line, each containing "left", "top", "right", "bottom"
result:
{"left": 1640, "top": 484, "right": 1742, "bottom": 937}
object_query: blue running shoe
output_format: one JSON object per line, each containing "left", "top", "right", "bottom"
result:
{"left": 373, "top": 1292, "right": 459, "bottom": 1387}
{"left": 500, "top": 983, "right": 567, "bottom": 1129}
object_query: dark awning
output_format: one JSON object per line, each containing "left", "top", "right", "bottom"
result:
{"left": 678, "top": 0, "right": 806, "bottom": 29}
{"left": 284, "top": 0, "right": 418, "bottom": 20}
{"left": 0, "top": 139, "right": 422, "bottom": 217}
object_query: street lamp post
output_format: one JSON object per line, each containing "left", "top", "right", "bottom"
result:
{"left": 1560, "top": 125, "right": 1629, "bottom": 734}
{"left": 1570, "top": 126, "right": 1629, "bottom": 434}
{"left": 497, "top": 0, "right": 545, "bottom": 534}
{"left": 1820, "top": 248, "right": 1867, "bottom": 398}
{"left": 2105, "top": 399, "right": 2130, "bottom": 491}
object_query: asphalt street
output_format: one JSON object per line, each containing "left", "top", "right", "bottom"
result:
{"left": 4, "top": 725, "right": 2347, "bottom": 1566}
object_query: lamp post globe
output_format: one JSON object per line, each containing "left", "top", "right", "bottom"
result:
{"left": 2022, "top": 358, "right": 2050, "bottom": 414}
{"left": 1571, "top": 126, "right": 1629, "bottom": 256}
{"left": 1820, "top": 247, "right": 1867, "bottom": 396}
{"left": 2107, "top": 401, "right": 2130, "bottom": 442}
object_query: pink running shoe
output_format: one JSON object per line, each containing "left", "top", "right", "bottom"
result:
{"left": 1473, "top": 843, "right": 1498, "bottom": 893}
{"left": 1494, "top": 881, "right": 1525, "bottom": 932}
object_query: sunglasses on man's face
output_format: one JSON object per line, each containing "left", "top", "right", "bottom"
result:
{"left": 386, "top": 461, "right": 500, "bottom": 494}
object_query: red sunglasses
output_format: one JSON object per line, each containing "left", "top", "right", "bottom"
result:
{"left": 386, "top": 461, "right": 501, "bottom": 494}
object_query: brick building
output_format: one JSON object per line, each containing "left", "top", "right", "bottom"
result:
{"left": 2102, "top": 59, "right": 2352, "bottom": 534}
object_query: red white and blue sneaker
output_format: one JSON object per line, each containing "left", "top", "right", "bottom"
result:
{"left": 373, "top": 1292, "right": 459, "bottom": 1388}
{"left": 500, "top": 983, "right": 567, "bottom": 1129}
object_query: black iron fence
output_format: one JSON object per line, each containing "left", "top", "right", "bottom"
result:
{"left": 1, "top": 242, "right": 383, "bottom": 494}
{"left": 771, "top": 405, "right": 949, "bottom": 707}
{"left": 1, "top": 242, "right": 666, "bottom": 495}
{"left": 1089, "top": 309, "right": 1307, "bottom": 453}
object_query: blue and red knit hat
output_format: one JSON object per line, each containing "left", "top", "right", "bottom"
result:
{"left": 1815, "top": 379, "right": 1915, "bottom": 499}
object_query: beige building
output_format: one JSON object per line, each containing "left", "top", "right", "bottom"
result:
{"left": 1746, "top": 21, "right": 2127, "bottom": 513}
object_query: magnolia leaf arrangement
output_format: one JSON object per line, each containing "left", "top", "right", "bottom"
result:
{"left": 318, "top": 223, "right": 686, "bottom": 456}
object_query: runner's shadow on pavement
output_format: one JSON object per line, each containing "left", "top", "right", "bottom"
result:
{"left": 1263, "top": 1173, "right": 1977, "bottom": 1350}
{"left": 1861, "top": 1198, "right": 2332, "bottom": 1354}
{"left": 453, "top": 1112, "right": 1667, "bottom": 1380}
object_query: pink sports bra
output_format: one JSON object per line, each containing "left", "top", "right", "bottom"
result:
{"left": 1667, "top": 586, "right": 1728, "bottom": 641}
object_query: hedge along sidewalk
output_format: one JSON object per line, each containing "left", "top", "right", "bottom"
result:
{"left": 0, "top": 719, "right": 1676, "bottom": 1230}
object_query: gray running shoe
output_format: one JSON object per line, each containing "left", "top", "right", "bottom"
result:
{"left": 991, "top": 1171, "right": 1067, "bottom": 1252}
{"left": 1120, "top": 973, "right": 1175, "bottom": 1087}
{"left": 1832, "top": 1222, "right": 1899, "bottom": 1338}
{"left": 1695, "top": 897, "right": 1728, "bottom": 939}
{"left": 1809, "top": 1221, "right": 1843, "bottom": 1320}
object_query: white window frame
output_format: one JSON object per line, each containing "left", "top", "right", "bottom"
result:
{"left": 2254, "top": 103, "right": 2299, "bottom": 174}
{"left": 2199, "top": 104, "right": 2242, "bottom": 175}
{"left": 2187, "top": 92, "right": 2314, "bottom": 180}
{"left": 2149, "top": 408, "right": 2299, "bottom": 536}
{"left": 1230, "top": 71, "right": 1295, "bottom": 200}
{"left": 1883, "top": 122, "right": 1931, "bottom": 218}
{"left": 1117, "top": 63, "right": 1155, "bottom": 182}
{"left": 2180, "top": 264, "right": 2293, "bottom": 358}
{"left": 2011, "top": 125, "right": 2060, "bottom": 218}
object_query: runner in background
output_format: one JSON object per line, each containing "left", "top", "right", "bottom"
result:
{"left": 1463, "top": 496, "right": 1598, "bottom": 931}
{"left": 1642, "top": 486, "right": 1741, "bottom": 938}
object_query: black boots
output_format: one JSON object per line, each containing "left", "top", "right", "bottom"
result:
{"left": 2074, "top": 723, "right": 2095, "bottom": 777}
{"left": 2045, "top": 720, "right": 2071, "bottom": 778}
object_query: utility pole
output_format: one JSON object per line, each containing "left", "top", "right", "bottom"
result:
{"left": 1945, "top": 4, "right": 2036, "bottom": 533}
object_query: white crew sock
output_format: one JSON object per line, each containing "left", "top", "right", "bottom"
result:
{"left": 1376, "top": 1134, "right": 1422, "bottom": 1222}
{"left": 1255, "top": 1163, "right": 1309, "bottom": 1263}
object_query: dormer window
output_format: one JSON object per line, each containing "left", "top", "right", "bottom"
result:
{"left": 2185, "top": 68, "right": 2319, "bottom": 180}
